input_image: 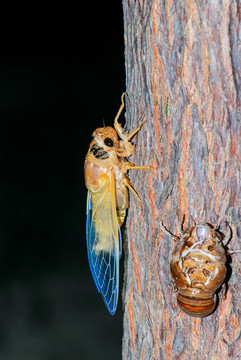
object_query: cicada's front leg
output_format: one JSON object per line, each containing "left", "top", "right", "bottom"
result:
{"left": 160, "top": 221, "right": 180, "bottom": 241}
{"left": 113, "top": 93, "right": 126, "bottom": 133}
{"left": 116, "top": 120, "right": 146, "bottom": 157}
{"left": 113, "top": 93, "right": 146, "bottom": 158}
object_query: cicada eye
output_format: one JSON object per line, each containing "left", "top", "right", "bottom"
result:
{"left": 187, "top": 267, "right": 197, "bottom": 275}
{"left": 104, "top": 137, "right": 114, "bottom": 147}
{"left": 186, "top": 240, "right": 193, "bottom": 247}
{"left": 202, "top": 269, "right": 211, "bottom": 277}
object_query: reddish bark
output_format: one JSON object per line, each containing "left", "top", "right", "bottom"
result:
{"left": 122, "top": 1, "right": 241, "bottom": 359}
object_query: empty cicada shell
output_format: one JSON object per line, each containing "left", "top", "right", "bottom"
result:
{"left": 161, "top": 221, "right": 231, "bottom": 317}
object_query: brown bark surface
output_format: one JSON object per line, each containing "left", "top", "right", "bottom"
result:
{"left": 122, "top": 1, "right": 241, "bottom": 359}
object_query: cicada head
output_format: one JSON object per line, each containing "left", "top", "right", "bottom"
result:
{"left": 170, "top": 222, "right": 227, "bottom": 317}
{"left": 86, "top": 127, "right": 119, "bottom": 163}
{"left": 93, "top": 127, "right": 118, "bottom": 149}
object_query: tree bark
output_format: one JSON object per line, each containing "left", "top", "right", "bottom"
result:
{"left": 122, "top": 1, "right": 241, "bottom": 359}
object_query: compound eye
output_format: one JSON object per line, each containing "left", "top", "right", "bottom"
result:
{"left": 202, "top": 269, "right": 211, "bottom": 277}
{"left": 187, "top": 267, "right": 197, "bottom": 275}
{"left": 208, "top": 244, "right": 215, "bottom": 251}
{"left": 104, "top": 137, "right": 114, "bottom": 147}
{"left": 186, "top": 240, "right": 193, "bottom": 247}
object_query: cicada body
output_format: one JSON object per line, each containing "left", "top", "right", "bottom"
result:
{"left": 84, "top": 94, "right": 151, "bottom": 315}
{"left": 161, "top": 221, "right": 229, "bottom": 317}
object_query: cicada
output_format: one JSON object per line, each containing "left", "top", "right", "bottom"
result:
{"left": 161, "top": 220, "right": 231, "bottom": 317}
{"left": 84, "top": 93, "right": 151, "bottom": 315}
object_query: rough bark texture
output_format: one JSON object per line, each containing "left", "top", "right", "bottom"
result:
{"left": 122, "top": 1, "right": 241, "bottom": 359}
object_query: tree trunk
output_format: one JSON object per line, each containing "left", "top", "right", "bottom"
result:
{"left": 122, "top": 1, "right": 241, "bottom": 359}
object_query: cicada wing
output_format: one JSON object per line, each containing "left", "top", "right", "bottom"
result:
{"left": 86, "top": 171, "right": 121, "bottom": 315}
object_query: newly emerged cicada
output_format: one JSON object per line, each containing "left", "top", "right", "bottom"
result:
{"left": 161, "top": 220, "right": 231, "bottom": 317}
{"left": 84, "top": 93, "right": 151, "bottom": 315}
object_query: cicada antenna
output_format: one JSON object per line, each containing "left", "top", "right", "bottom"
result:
{"left": 190, "top": 215, "right": 196, "bottom": 228}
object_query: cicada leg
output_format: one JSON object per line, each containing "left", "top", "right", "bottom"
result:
{"left": 120, "top": 161, "right": 153, "bottom": 173}
{"left": 114, "top": 93, "right": 147, "bottom": 157}
{"left": 121, "top": 162, "right": 153, "bottom": 209}
{"left": 160, "top": 221, "right": 180, "bottom": 241}
{"left": 220, "top": 283, "right": 227, "bottom": 299}
{"left": 124, "top": 120, "right": 145, "bottom": 142}
{"left": 123, "top": 178, "right": 142, "bottom": 209}
{"left": 116, "top": 121, "right": 146, "bottom": 157}
{"left": 177, "top": 216, "right": 185, "bottom": 237}
{"left": 114, "top": 93, "right": 126, "bottom": 133}
{"left": 222, "top": 225, "right": 231, "bottom": 246}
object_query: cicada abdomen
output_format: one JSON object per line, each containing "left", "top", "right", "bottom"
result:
{"left": 161, "top": 221, "right": 229, "bottom": 317}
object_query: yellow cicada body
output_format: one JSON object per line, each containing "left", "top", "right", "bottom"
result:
{"left": 84, "top": 93, "right": 151, "bottom": 314}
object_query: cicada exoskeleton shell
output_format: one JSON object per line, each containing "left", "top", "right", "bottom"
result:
{"left": 162, "top": 221, "right": 229, "bottom": 317}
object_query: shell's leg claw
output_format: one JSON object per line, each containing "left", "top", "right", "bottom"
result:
{"left": 160, "top": 221, "right": 179, "bottom": 241}
{"left": 223, "top": 225, "right": 232, "bottom": 246}
{"left": 177, "top": 216, "right": 185, "bottom": 236}
{"left": 220, "top": 283, "right": 227, "bottom": 300}
{"left": 170, "top": 279, "right": 178, "bottom": 292}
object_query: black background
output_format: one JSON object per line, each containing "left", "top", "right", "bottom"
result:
{"left": 1, "top": 1, "right": 125, "bottom": 359}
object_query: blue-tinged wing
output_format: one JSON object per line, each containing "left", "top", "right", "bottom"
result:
{"left": 86, "top": 171, "right": 121, "bottom": 315}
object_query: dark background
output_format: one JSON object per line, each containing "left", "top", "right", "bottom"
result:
{"left": 1, "top": 1, "right": 125, "bottom": 359}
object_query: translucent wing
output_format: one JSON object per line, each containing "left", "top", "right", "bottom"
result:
{"left": 86, "top": 171, "right": 121, "bottom": 315}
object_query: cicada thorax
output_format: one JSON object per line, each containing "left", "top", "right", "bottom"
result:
{"left": 170, "top": 224, "right": 227, "bottom": 317}
{"left": 84, "top": 126, "right": 130, "bottom": 233}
